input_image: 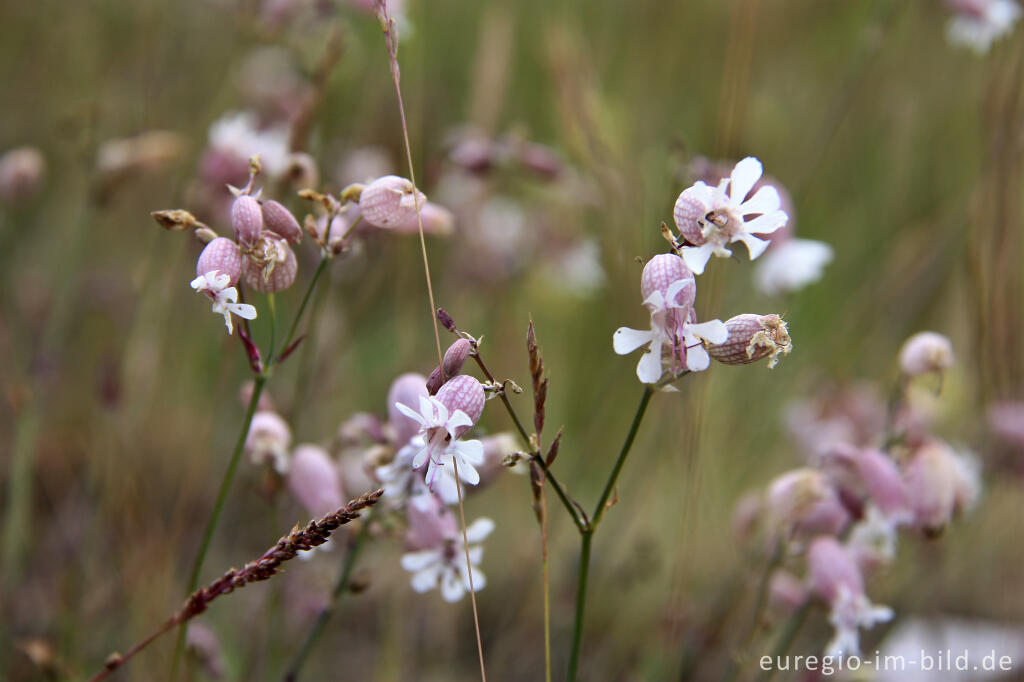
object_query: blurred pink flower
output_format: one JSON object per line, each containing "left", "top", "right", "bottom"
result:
{"left": 400, "top": 516, "right": 493, "bottom": 602}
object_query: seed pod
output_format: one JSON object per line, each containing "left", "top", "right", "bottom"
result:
{"left": 673, "top": 185, "right": 709, "bottom": 245}
{"left": 358, "top": 175, "right": 425, "bottom": 227}
{"left": 261, "top": 199, "right": 303, "bottom": 244}
{"left": 243, "top": 235, "right": 297, "bottom": 293}
{"left": 640, "top": 253, "right": 695, "bottom": 308}
{"left": 231, "top": 194, "right": 263, "bottom": 245}
{"left": 435, "top": 375, "right": 485, "bottom": 437}
{"left": 707, "top": 314, "right": 792, "bottom": 368}
{"left": 196, "top": 237, "right": 243, "bottom": 286}
{"left": 898, "top": 331, "right": 954, "bottom": 377}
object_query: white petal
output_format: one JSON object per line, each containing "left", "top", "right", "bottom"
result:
{"left": 456, "top": 459, "right": 480, "bottom": 486}
{"left": 466, "top": 568, "right": 486, "bottom": 592}
{"left": 446, "top": 410, "right": 473, "bottom": 437}
{"left": 665, "top": 279, "right": 695, "bottom": 309}
{"left": 410, "top": 443, "right": 432, "bottom": 470}
{"left": 440, "top": 568, "right": 466, "bottom": 602}
{"left": 190, "top": 275, "right": 208, "bottom": 290}
{"left": 736, "top": 232, "right": 771, "bottom": 260}
{"left": 229, "top": 302, "right": 258, "bottom": 320}
{"left": 744, "top": 210, "right": 788, "bottom": 236}
{"left": 688, "top": 319, "right": 728, "bottom": 344}
{"left": 730, "top": 157, "right": 763, "bottom": 204}
{"left": 433, "top": 468, "right": 459, "bottom": 504}
{"left": 681, "top": 243, "right": 716, "bottom": 275}
{"left": 613, "top": 327, "right": 655, "bottom": 355}
{"left": 454, "top": 439, "right": 485, "bottom": 466}
{"left": 395, "top": 401, "right": 427, "bottom": 426}
{"left": 642, "top": 290, "right": 666, "bottom": 312}
{"left": 464, "top": 517, "right": 495, "bottom": 543}
{"left": 636, "top": 346, "right": 664, "bottom": 384}
{"left": 417, "top": 396, "right": 437, "bottom": 422}
{"left": 465, "top": 545, "right": 485, "bottom": 567}
{"left": 738, "top": 185, "right": 781, "bottom": 215}
{"left": 686, "top": 344, "right": 711, "bottom": 372}
{"left": 401, "top": 549, "right": 441, "bottom": 572}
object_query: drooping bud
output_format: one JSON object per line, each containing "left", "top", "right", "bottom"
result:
{"left": 245, "top": 411, "right": 292, "bottom": 474}
{"left": 288, "top": 444, "right": 343, "bottom": 518}
{"left": 766, "top": 468, "right": 850, "bottom": 537}
{"left": 806, "top": 536, "right": 864, "bottom": 605}
{"left": 231, "top": 194, "right": 264, "bottom": 245}
{"left": 405, "top": 492, "right": 457, "bottom": 551}
{"left": 242, "top": 234, "right": 297, "bottom": 293}
{"left": 673, "top": 185, "right": 709, "bottom": 246}
{"left": 640, "top": 253, "right": 695, "bottom": 311}
{"left": 358, "top": 175, "right": 426, "bottom": 227}
{"left": 0, "top": 146, "right": 46, "bottom": 204}
{"left": 707, "top": 314, "right": 792, "bottom": 368}
{"left": 856, "top": 449, "right": 911, "bottom": 521}
{"left": 392, "top": 201, "right": 455, "bottom": 235}
{"left": 196, "top": 237, "right": 243, "bottom": 286}
{"left": 768, "top": 569, "right": 808, "bottom": 614}
{"left": 261, "top": 199, "right": 303, "bottom": 243}
{"left": 903, "top": 439, "right": 979, "bottom": 534}
{"left": 435, "top": 375, "right": 485, "bottom": 437}
{"left": 387, "top": 373, "right": 429, "bottom": 446}
{"left": 442, "top": 339, "right": 472, "bottom": 377}
{"left": 898, "top": 331, "right": 954, "bottom": 377}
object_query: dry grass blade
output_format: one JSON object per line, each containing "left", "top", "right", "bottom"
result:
{"left": 87, "top": 490, "right": 383, "bottom": 682}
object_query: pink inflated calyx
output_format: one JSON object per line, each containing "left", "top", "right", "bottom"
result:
{"left": 261, "top": 199, "right": 303, "bottom": 244}
{"left": 231, "top": 194, "right": 263, "bottom": 245}
{"left": 242, "top": 233, "right": 297, "bottom": 293}
{"left": 387, "top": 373, "right": 429, "bottom": 446}
{"left": 288, "top": 444, "right": 343, "bottom": 518}
{"left": 435, "top": 375, "right": 485, "bottom": 438}
{"left": 196, "top": 237, "right": 243, "bottom": 287}
{"left": 358, "top": 175, "right": 426, "bottom": 228}
{"left": 707, "top": 314, "right": 792, "bottom": 368}
{"left": 673, "top": 185, "right": 709, "bottom": 246}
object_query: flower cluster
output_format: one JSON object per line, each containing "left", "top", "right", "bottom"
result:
{"left": 944, "top": 0, "right": 1022, "bottom": 53}
{"left": 614, "top": 158, "right": 795, "bottom": 384}
{"left": 736, "top": 331, "right": 980, "bottom": 657}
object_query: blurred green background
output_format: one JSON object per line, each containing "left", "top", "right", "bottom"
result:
{"left": 2, "top": 0, "right": 1023, "bottom": 680}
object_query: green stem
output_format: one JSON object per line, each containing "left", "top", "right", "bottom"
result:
{"left": 282, "top": 520, "right": 371, "bottom": 682}
{"left": 171, "top": 375, "right": 266, "bottom": 679}
{"left": 567, "top": 531, "right": 593, "bottom": 682}
{"left": 755, "top": 602, "right": 810, "bottom": 682}
{"left": 279, "top": 257, "right": 328, "bottom": 363}
{"left": 591, "top": 386, "right": 654, "bottom": 527}
{"left": 267, "top": 292, "right": 278, "bottom": 363}
{"left": 567, "top": 385, "right": 655, "bottom": 681}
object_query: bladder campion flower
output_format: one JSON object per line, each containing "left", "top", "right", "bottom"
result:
{"left": 190, "top": 270, "right": 257, "bottom": 334}
{"left": 400, "top": 516, "right": 493, "bottom": 602}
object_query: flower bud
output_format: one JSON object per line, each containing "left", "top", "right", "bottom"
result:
{"left": 707, "top": 314, "right": 792, "bottom": 368}
{"left": 261, "top": 199, "right": 303, "bottom": 243}
{"left": 358, "top": 175, "right": 426, "bottom": 227}
{"left": 0, "top": 146, "right": 45, "bottom": 204}
{"left": 242, "top": 235, "right": 297, "bottom": 293}
{"left": 231, "top": 194, "right": 264, "bottom": 245}
{"left": 337, "top": 412, "right": 385, "bottom": 446}
{"left": 904, "top": 440, "right": 979, "bottom": 534}
{"left": 673, "top": 185, "right": 709, "bottom": 246}
{"left": 988, "top": 401, "right": 1024, "bottom": 448}
{"left": 288, "top": 444, "right": 343, "bottom": 518}
{"left": 245, "top": 411, "right": 292, "bottom": 474}
{"left": 444, "top": 338, "right": 472, "bottom": 377}
{"left": 641, "top": 253, "right": 695, "bottom": 307}
{"left": 435, "top": 375, "right": 485, "bottom": 437}
{"left": 196, "top": 237, "right": 243, "bottom": 286}
{"left": 806, "top": 536, "right": 864, "bottom": 605}
{"left": 767, "top": 468, "right": 849, "bottom": 537}
{"left": 405, "top": 492, "right": 457, "bottom": 551}
{"left": 856, "top": 449, "right": 910, "bottom": 521}
{"left": 769, "top": 569, "right": 808, "bottom": 614}
{"left": 387, "top": 373, "right": 429, "bottom": 446}
{"left": 899, "top": 331, "right": 954, "bottom": 377}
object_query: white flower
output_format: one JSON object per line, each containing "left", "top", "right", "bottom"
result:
{"left": 400, "top": 517, "right": 493, "bottom": 602}
{"left": 190, "top": 270, "right": 257, "bottom": 334}
{"left": 393, "top": 396, "right": 485, "bottom": 502}
{"left": 754, "top": 238, "right": 834, "bottom": 295}
{"left": 678, "top": 157, "right": 789, "bottom": 275}
{"left": 613, "top": 278, "right": 727, "bottom": 382}
{"left": 208, "top": 111, "right": 290, "bottom": 177}
{"left": 947, "top": 0, "right": 1021, "bottom": 54}
{"left": 825, "top": 584, "right": 893, "bottom": 658}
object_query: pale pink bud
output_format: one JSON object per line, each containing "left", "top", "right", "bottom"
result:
{"left": 245, "top": 411, "right": 292, "bottom": 473}
{"left": 339, "top": 450, "right": 380, "bottom": 500}
{"left": 261, "top": 199, "right": 303, "bottom": 244}
{"left": 196, "top": 237, "right": 243, "bottom": 286}
{"left": 769, "top": 569, "right": 808, "bottom": 614}
{"left": 358, "top": 175, "right": 426, "bottom": 227}
{"left": 387, "top": 373, "right": 429, "bottom": 446}
{"left": 807, "top": 536, "right": 864, "bottom": 604}
{"left": 767, "top": 469, "right": 850, "bottom": 536}
{"left": 289, "top": 444, "right": 343, "bottom": 518}
{"left": 0, "top": 146, "right": 45, "bottom": 204}
{"left": 239, "top": 380, "right": 276, "bottom": 412}
{"left": 337, "top": 412, "right": 385, "bottom": 446}
{"left": 391, "top": 202, "right": 455, "bottom": 236}
{"left": 517, "top": 142, "right": 563, "bottom": 179}
{"left": 641, "top": 253, "right": 695, "bottom": 307}
{"left": 707, "top": 314, "right": 792, "bottom": 368}
{"left": 185, "top": 622, "right": 225, "bottom": 680}
{"left": 242, "top": 235, "right": 297, "bottom": 293}
{"left": 405, "top": 493, "right": 457, "bottom": 551}
{"left": 856, "top": 449, "right": 910, "bottom": 520}
{"left": 449, "top": 136, "right": 496, "bottom": 173}
{"left": 673, "top": 185, "right": 709, "bottom": 245}
{"left": 898, "top": 331, "right": 954, "bottom": 377}
{"left": 435, "top": 375, "right": 485, "bottom": 437}
{"left": 231, "top": 194, "right": 263, "bottom": 245}
{"left": 903, "top": 440, "right": 960, "bottom": 534}
{"left": 427, "top": 339, "right": 473, "bottom": 394}
{"left": 988, "top": 401, "right": 1024, "bottom": 448}
{"left": 477, "top": 432, "right": 522, "bottom": 484}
